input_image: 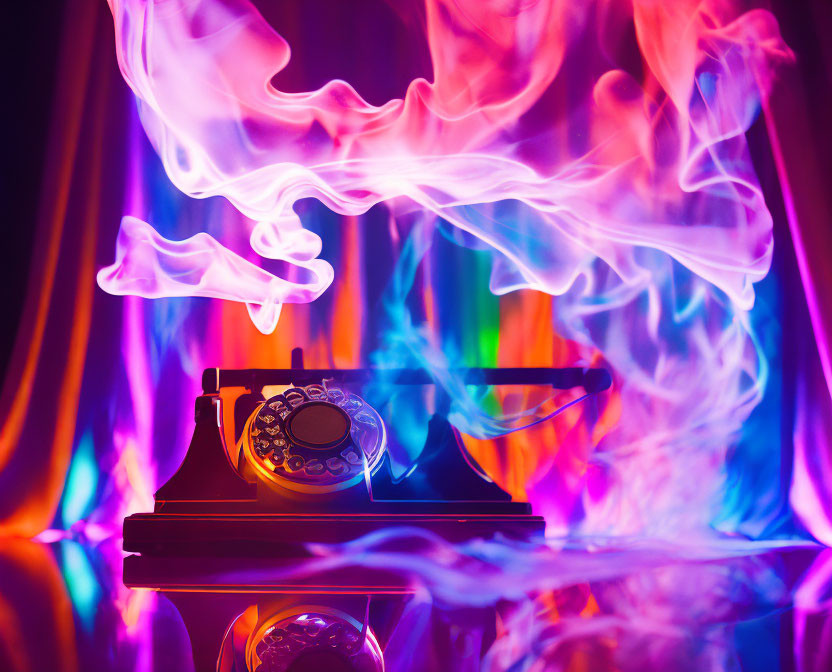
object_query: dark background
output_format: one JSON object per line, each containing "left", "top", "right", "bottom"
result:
{"left": 1, "top": 5, "right": 65, "bottom": 378}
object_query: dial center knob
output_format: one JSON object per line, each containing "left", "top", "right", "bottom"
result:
{"left": 285, "top": 402, "right": 350, "bottom": 448}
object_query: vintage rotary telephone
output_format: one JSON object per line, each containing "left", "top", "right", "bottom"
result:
{"left": 123, "top": 348, "right": 610, "bottom": 556}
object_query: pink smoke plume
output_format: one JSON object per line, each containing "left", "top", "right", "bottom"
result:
{"left": 97, "top": 216, "right": 331, "bottom": 332}
{"left": 100, "top": 0, "right": 791, "bottom": 333}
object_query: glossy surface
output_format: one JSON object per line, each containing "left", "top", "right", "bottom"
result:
{"left": 2, "top": 534, "right": 830, "bottom": 671}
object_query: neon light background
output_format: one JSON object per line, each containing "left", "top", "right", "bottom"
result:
{"left": 1, "top": 0, "right": 832, "bottom": 669}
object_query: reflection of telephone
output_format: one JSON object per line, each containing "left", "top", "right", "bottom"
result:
{"left": 240, "top": 604, "right": 384, "bottom": 672}
{"left": 123, "top": 556, "right": 499, "bottom": 672}
{"left": 124, "top": 551, "right": 393, "bottom": 672}
{"left": 123, "top": 348, "right": 610, "bottom": 556}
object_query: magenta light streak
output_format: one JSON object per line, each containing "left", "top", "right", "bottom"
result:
{"left": 757, "top": 77, "right": 832, "bottom": 545}
{"left": 760, "top": 97, "right": 832, "bottom": 404}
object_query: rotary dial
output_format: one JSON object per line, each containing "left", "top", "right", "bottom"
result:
{"left": 244, "top": 383, "right": 386, "bottom": 493}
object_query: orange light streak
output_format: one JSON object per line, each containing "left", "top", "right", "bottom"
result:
{"left": 462, "top": 290, "right": 620, "bottom": 510}
{"left": 331, "top": 216, "right": 364, "bottom": 367}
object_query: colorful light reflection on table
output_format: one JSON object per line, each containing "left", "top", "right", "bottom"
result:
{"left": 2, "top": 535, "right": 832, "bottom": 670}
